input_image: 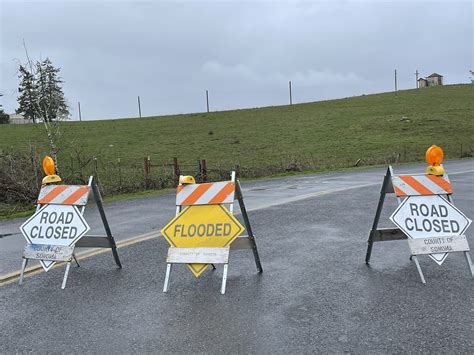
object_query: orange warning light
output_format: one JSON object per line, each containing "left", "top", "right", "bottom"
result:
{"left": 425, "top": 145, "right": 444, "bottom": 166}
{"left": 42, "top": 156, "right": 55, "bottom": 176}
{"left": 425, "top": 145, "right": 444, "bottom": 176}
{"left": 41, "top": 156, "right": 62, "bottom": 184}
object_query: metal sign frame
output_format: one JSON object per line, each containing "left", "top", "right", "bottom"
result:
{"left": 163, "top": 171, "right": 263, "bottom": 294}
{"left": 365, "top": 166, "right": 473, "bottom": 283}
{"left": 165, "top": 247, "right": 231, "bottom": 294}
{"left": 19, "top": 176, "right": 122, "bottom": 289}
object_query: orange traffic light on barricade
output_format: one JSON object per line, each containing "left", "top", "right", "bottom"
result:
{"left": 425, "top": 145, "right": 445, "bottom": 176}
{"left": 42, "top": 156, "right": 62, "bottom": 185}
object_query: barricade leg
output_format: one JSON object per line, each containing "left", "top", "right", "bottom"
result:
{"left": 61, "top": 262, "right": 71, "bottom": 289}
{"left": 163, "top": 264, "right": 172, "bottom": 293}
{"left": 19, "top": 259, "right": 28, "bottom": 285}
{"left": 366, "top": 168, "right": 392, "bottom": 264}
{"left": 412, "top": 256, "right": 426, "bottom": 284}
{"left": 91, "top": 178, "right": 122, "bottom": 268}
{"left": 464, "top": 252, "right": 474, "bottom": 277}
{"left": 221, "top": 264, "right": 228, "bottom": 295}
{"left": 73, "top": 254, "right": 80, "bottom": 268}
{"left": 237, "top": 196, "right": 263, "bottom": 273}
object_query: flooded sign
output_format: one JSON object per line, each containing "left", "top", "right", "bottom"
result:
{"left": 20, "top": 204, "right": 90, "bottom": 271}
{"left": 390, "top": 195, "right": 471, "bottom": 265}
{"left": 161, "top": 204, "right": 244, "bottom": 277}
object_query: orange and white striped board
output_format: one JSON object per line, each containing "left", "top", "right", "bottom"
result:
{"left": 391, "top": 174, "right": 452, "bottom": 197}
{"left": 176, "top": 181, "right": 235, "bottom": 206}
{"left": 38, "top": 185, "right": 91, "bottom": 206}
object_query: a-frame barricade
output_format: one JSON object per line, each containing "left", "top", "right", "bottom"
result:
{"left": 365, "top": 165, "right": 473, "bottom": 283}
{"left": 162, "top": 171, "right": 263, "bottom": 294}
{"left": 19, "top": 176, "right": 122, "bottom": 289}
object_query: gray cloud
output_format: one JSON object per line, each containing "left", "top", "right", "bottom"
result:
{"left": 1, "top": 0, "right": 472, "bottom": 120}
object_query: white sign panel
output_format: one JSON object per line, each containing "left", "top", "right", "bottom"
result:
{"left": 407, "top": 235, "right": 470, "bottom": 256}
{"left": 23, "top": 244, "right": 75, "bottom": 262}
{"left": 20, "top": 204, "right": 90, "bottom": 271}
{"left": 390, "top": 195, "right": 471, "bottom": 265}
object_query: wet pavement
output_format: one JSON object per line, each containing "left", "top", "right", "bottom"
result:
{"left": 1, "top": 159, "right": 473, "bottom": 276}
{"left": 0, "top": 160, "right": 473, "bottom": 352}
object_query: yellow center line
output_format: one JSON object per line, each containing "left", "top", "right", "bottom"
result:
{"left": 0, "top": 232, "right": 160, "bottom": 286}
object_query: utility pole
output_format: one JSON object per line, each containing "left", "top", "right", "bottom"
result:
{"left": 415, "top": 70, "right": 419, "bottom": 89}
{"left": 206, "top": 90, "right": 210, "bottom": 113}
{"left": 394, "top": 69, "right": 398, "bottom": 93}
{"left": 137, "top": 96, "right": 142, "bottom": 118}
{"left": 289, "top": 81, "right": 293, "bottom": 105}
{"left": 78, "top": 101, "right": 82, "bottom": 121}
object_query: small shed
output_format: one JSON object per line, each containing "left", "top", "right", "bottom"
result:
{"left": 417, "top": 78, "right": 428, "bottom": 88}
{"left": 426, "top": 73, "right": 443, "bottom": 86}
{"left": 8, "top": 113, "right": 32, "bottom": 124}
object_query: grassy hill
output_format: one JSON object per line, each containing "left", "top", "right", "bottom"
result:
{"left": 1, "top": 84, "right": 473, "bottom": 205}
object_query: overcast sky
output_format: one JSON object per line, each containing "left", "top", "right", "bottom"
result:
{"left": 1, "top": 0, "right": 472, "bottom": 120}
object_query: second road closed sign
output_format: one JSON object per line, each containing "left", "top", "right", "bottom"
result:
{"left": 390, "top": 195, "right": 471, "bottom": 264}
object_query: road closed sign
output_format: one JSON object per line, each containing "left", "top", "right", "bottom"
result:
{"left": 161, "top": 204, "right": 245, "bottom": 277}
{"left": 21, "top": 204, "right": 90, "bottom": 271}
{"left": 390, "top": 195, "right": 471, "bottom": 264}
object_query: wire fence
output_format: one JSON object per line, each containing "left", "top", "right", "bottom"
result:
{"left": 1, "top": 143, "right": 473, "bottom": 212}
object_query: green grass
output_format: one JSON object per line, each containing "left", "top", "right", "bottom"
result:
{"left": 0, "top": 203, "right": 35, "bottom": 220}
{"left": 0, "top": 84, "right": 474, "bottom": 220}
{"left": 0, "top": 84, "right": 473, "bottom": 219}
{"left": 1, "top": 84, "right": 472, "bottom": 169}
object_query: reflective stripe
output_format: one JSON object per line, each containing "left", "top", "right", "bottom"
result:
{"left": 208, "top": 182, "right": 235, "bottom": 204}
{"left": 38, "top": 185, "right": 91, "bottom": 205}
{"left": 181, "top": 184, "right": 213, "bottom": 205}
{"left": 392, "top": 174, "right": 452, "bottom": 197}
{"left": 426, "top": 175, "right": 452, "bottom": 194}
{"left": 399, "top": 176, "right": 434, "bottom": 195}
{"left": 392, "top": 177, "right": 420, "bottom": 196}
{"left": 176, "top": 181, "right": 235, "bottom": 206}
{"left": 394, "top": 187, "right": 407, "bottom": 196}
{"left": 38, "top": 185, "right": 68, "bottom": 204}
{"left": 62, "top": 186, "right": 90, "bottom": 205}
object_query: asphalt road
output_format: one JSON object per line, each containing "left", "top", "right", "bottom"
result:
{"left": 1, "top": 160, "right": 473, "bottom": 353}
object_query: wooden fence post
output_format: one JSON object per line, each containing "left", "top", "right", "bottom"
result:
{"left": 144, "top": 156, "right": 151, "bottom": 186}
{"left": 235, "top": 164, "right": 240, "bottom": 178}
{"left": 117, "top": 158, "right": 122, "bottom": 189}
{"left": 144, "top": 157, "right": 148, "bottom": 182}
{"left": 200, "top": 159, "right": 207, "bottom": 182}
{"left": 197, "top": 159, "right": 201, "bottom": 182}
{"left": 93, "top": 156, "right": 99, "bottom": 186}
{"left": 173, "top": 157, "right": 180, "bottom": 183}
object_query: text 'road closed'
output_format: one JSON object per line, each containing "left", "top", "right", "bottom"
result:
{"left": 21, "top": 204, "right": 90, "bottom": 248}
{"left": 390, "top": 195, "right": 471, "bottom": 239}
{"left": 405, "top": 203, "right": 460, "bottom": 234}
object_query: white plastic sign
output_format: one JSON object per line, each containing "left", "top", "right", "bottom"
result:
{"left": 21, "top": 204, "right": 90, "bottom": 270}
{"left": 390, "top": 195, "right": 471, "bottom": 265}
